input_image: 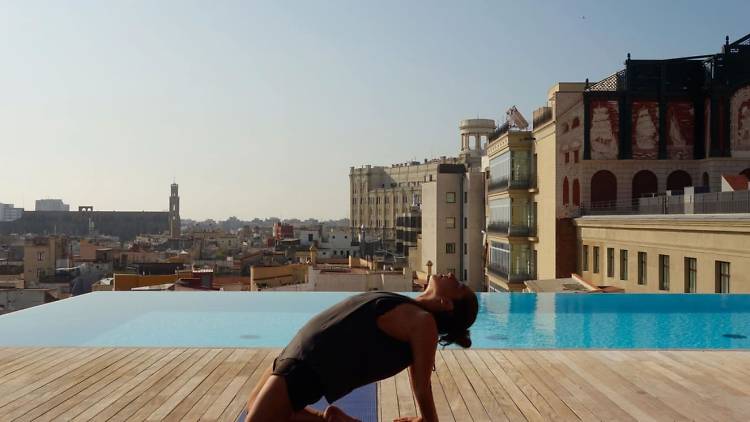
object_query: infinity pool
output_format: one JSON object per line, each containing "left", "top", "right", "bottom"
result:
{"left": 1, "top": 292, "right": 749, "bottom": 349}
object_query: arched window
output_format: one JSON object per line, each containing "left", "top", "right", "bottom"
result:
{"left": 572, "top": 179, "right": 581, "bottom": 206}
{"left": 666, "top": 170, "right": 692, "bottom": 191}
{"left": 632, "top": 170, "right": 658, "bottom": 199}
{"left": 591, "top": 170, "right": 617, "bottom": 207}
{"left": 562, "top": 177, "right": 570, "bottom": 206}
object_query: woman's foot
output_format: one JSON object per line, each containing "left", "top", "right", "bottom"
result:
{"left": 323, "top": 405, "right": 360, "bottom": 422}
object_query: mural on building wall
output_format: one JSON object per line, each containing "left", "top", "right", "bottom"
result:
{"left": 557, "top": 92, "right": 585, "bottom": 217}
{"left": 666, "top": 102, "right": 694, "bottom": 159}
{"left": 631, "top": 101, "right": 659, "bottom": 159}
{"left": 731, "top": 85, "right": 750, "bottom": 156}
{"left": 589, "top": 99, "right": 619, "bottom": 160}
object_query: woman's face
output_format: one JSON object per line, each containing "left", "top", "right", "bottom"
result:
{"left": 430, "top": 273, "right": 467, "bottom": 301}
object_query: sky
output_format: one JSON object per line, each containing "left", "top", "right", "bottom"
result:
{"left": 1, "top": 0, "right": 748, "bottom": 220}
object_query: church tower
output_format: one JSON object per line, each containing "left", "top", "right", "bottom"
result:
{"left": 169, "top": 182, "right": 181, "bottom": 238}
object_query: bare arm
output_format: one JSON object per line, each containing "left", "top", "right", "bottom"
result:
{"left": 405, "top": 313, "right": 439, "bottom": 422}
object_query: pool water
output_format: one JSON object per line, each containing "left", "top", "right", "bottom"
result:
{"left": 1, "top": 291, "right": 749, "bottom": 349}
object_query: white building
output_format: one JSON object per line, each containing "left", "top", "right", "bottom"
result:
{"left": 0, "top": 203, "right": 23, "bottom": 222}
{"left": 35, "top": 199, "right": 70, "bottom": 212}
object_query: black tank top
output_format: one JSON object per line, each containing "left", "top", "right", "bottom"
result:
{"left": 277, "top": 291, "right": 417, "bottom": 402}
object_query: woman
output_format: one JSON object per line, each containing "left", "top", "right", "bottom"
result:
{"left": 244, "top": 273, "right": 478, "bottom": 422}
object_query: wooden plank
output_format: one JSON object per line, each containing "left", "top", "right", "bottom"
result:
{"left": 107, "top": 348, "right": 208, "bottom": 422}
{"left": 477, "top": 350, "right": 544, "bottom": 422}
{"left": 554, "top": 350, "right": 684, "bottom": 422}
{"left": 530, "top": 350, "right": 635, "bottom": 422}
{"left": 34, "top": 348, "right": 171, "bottom": 422}
{"left": 378, "top": 373, "right": 399, "bottom": 422}
{"left": 129, "top": 349, "right": 221, "bottom": 420}
{"left": 180, "top": 349, "right": 258, "bottom": 421}
{"left": 0, "top": 347, "right": 109, "bottom": 409}
{"left": 429, "top": 364, "right": 456, "bottom": 422}
{"left": 217, "top": 349, "right": 277, "bottom": 422}
{"left": 160, "top": 348, "right": 239, "bottom": 421}
{"left": 489, "top": 350, "right": 560, "bottom": 421}
{"left": 394, "top": 368, "right": 417, "bottom": 418}
{"left": 598, "top": 351, "right": 730, "bottom": 422}
{"left": 502, "top": 350, "right": 581, "bottom": 421}
{"left": 70, "top": 348, "right": 187, "bottom": 422}
{"left": 0, "top": 347, "right": 76, "bottom": 384}
{"left": 201, "top": 349, "right": 268, "bottom": 421}
{"left": 451, "top": 350, "right": 508, "bottom": 421}
{"left": 0, "top": 348, "right": 56, "bottom": 376}
{"left": 464, "top": 350, "right": 525, "bottom": 422}
{"left": 0, "top": 348, "right": 131, "bottom": 420}
{"left": 434, "top": 350, "right": 472, "bottom": 422}
{"left": 442, "top": 350, "right": 490, "bottom": 422}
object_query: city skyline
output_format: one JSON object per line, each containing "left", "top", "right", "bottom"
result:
{"left": 1, "top": 0, "right": 748, "bottom": 220}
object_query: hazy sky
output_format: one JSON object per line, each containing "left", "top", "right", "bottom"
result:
{"left": 1, "top": 1, "right": 748, "bottom": 220}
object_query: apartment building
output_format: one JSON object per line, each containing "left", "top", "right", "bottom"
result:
{"left": 23, "top": 236, "right": 71, "bottom": 288}
{"left": 349, "top": 119, "right": 494, "bottom": 252}
{"left": 35, "top": 199, "right": 70, "bottom": 211}
{"left": 486, "top": 33, "right": 750, "bottom": 291}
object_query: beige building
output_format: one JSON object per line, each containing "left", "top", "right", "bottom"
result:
{"left": 413, "top": 163, "right": 485, "bottom": 291}
{"left": 576, "top": 214, "right": 750, "bottom": 293}
{"left": 23, "top": 236, "right": 70, "bottom": 288}
{"left": 349, "top": 119, "right": 493, "bottom": 250}
{"left": 485, "top": 129, "right": 538, "bottom": 291}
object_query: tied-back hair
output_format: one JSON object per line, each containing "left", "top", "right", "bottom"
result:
{"left": 433, "top": 291, "right": 478, "bottom": 349}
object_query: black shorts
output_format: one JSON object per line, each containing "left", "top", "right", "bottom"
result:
{"left": 272, "top": 358, "right": 325, "bottom": 412}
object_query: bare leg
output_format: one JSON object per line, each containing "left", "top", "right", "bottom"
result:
{"left": 245, "top": 365, "right": 359, "bottom": 422}
{"left": 245, "top": 365, "right": 325, "bottom": 422}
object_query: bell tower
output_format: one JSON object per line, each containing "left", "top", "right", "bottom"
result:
{"left": 169, "top": 182, "right": 181, "bottom": 238}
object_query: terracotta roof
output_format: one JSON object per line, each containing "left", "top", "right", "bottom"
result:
{"left": 723, "top": 174, "right": 749, "bottom": 191}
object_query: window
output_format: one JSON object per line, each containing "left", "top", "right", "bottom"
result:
{"left": 446, "top": 243, "right": 456, "bottom": 254}
{"left": 716, "top": 261, "right": 730, "bottom": 293}
{"left": 37, "top": 252, "right": 44, "bottom": 261}
{"left": 593, "top": 246, "right": 600, "bottom": 273}
{"left": 446, "top": 192, "right": 456, "bottom": 203}
{"left": 607, "top": 248, "right": 615, "bottom": 278}
{"left": 565, "top": 152, "right": 570, "bottom": 163}
{"left": 463, "top": 243, "right": 467, "bottom": 255}
{"left": 307, "top": 234, "right": 313, "bottom": 242}
{"left": 574, "top": 150, "right": 579, "bottom": 163}
{"left": 582, "top": 245, "right": 589, "bottom": 271}
{"left": 463, "top": 269, "right": 467, "bottom": 281}
{"left": 447, "top": 268, "right": 456, "bottom": 276}
{"left": 685, "top": 257, "right": 697, "bottom": 293}
{"left": 619, "top": 250, "right": 628, "bottom": 281}
{"left": 463, "top": 217, "right": 467, "bottom": 229}
{"left": 659, "top": 255, "right": 670, "bottom": 291}
{"left": 446, "top": 217, "right": 456, "bottom": 228}
{"left": 463, "top": 192, "right": 468, "bottom": 203}
{"left": 638, "top": 252, "right": 647, "bottom": 285}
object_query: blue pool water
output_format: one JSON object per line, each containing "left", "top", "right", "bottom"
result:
{"left": 1, "top": 291, "right": 749, "bottom": 349}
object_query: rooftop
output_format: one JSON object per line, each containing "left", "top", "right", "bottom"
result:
{"left": 1, "top": 347, "right": 749, "bottom": 421}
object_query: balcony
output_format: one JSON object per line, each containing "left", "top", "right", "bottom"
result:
{"left": 486, "top": 265, "right": 533, "bottom": 283}
{"left": 487, "top": 222, "right": 536, "bottom": 237}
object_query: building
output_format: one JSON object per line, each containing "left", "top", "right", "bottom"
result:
{"left": 23, "top": 236, "right": 71, "bottom": 288}
{"left": 486, "top": 33, "right": 750, "bottom": 291}
{"left": 35, "top": 199, "right": 70, "bottom": 212}
{"left": 485, "top": 128, "right": 538, "bottom": 291}
{"left": 351, "top": 118, "right": 492, "bottom": 289}
{"left": 576, "top": 213, "right": 750, "bottom": 293}
{"left": 0, "top": 203, "right": 23, "bottom": 222}
{"left": 169, "top": 183, "right": 181, "bottom": 238}
{"left": 0, "top": 288, "right": 57, "bottom": 314}
{"left": 272, "top": 222, "right": 294, "bottom": 240}
{"left": 0, "top": 183, "right": 178, "bottom": 241}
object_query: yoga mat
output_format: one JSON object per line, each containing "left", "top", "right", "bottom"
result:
{"left": 237, "top": 383, "right": 377, "bottom": 422}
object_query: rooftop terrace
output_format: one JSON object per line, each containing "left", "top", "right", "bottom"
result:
{"left": 1, "top": 348, "right": 749, "bottom": 421}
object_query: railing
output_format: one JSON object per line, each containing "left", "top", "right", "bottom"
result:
{"left": 580, "top": 190, "right": 750, "bottom": 216}
{"left": 532, "top": 107, "right": 553, "bottom": 129}
{"left": 488, "top": 175, "right": 534, "bottom": 193}
{"left": 486, "top": 265, "right": 533, "bottom": 283}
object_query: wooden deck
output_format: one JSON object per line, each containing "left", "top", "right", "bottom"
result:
{"left": 1, "top": 348, "right": 749, "bottom": 421}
